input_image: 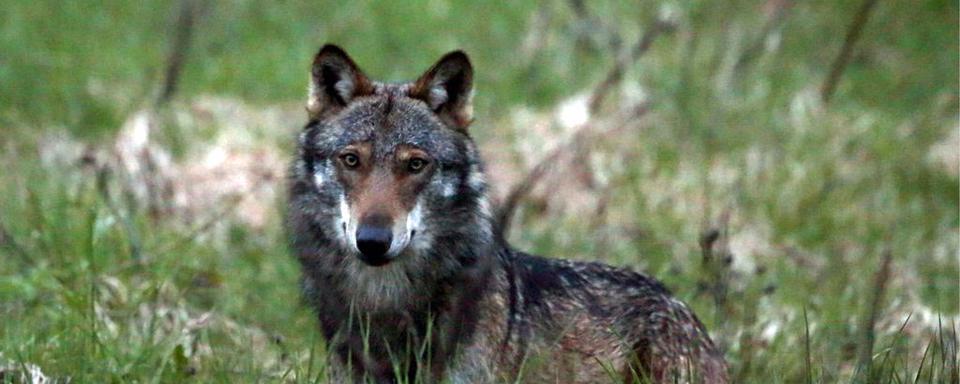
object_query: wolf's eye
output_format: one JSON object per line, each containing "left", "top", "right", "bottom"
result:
{"left": 340, "top": 153, "right": 360, "bottom": 168}
{"left": 407, "top": 158, "right": 428, "bottom": 173}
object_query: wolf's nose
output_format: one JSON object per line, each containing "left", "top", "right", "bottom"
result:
{"left": 355, "top": 226, "right": 392, "bottom": 266}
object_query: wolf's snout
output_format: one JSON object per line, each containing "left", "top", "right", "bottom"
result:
{"left": 355, "top": 225, "right": 393, "bottom": 266}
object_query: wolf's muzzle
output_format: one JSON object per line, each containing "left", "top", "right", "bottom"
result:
{"left": 355, "top": 225, "right": 393, "bottom": 266}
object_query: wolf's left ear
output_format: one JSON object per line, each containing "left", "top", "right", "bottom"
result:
{"left": 308, "top": 45, "right": 374, "bottom": 119}
{"left": 410, "top": 51, "right": 474, "bottom": 131}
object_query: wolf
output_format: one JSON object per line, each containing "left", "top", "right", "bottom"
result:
{"left": 285, "top": 44, "right": 728, "bottom": 383}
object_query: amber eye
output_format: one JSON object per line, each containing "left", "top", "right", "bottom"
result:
{"left": 407, "top": 158, "right": 428, "bottom": 173}
{"left": 340, "top": 153, "right": 360, "bottom": 168}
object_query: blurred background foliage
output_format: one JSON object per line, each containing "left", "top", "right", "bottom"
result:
{"left": 0, "top": 0, "right": 957, "bottom": 382}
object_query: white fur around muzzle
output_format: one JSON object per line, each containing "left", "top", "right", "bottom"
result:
{"left": 336, "top": 194, "right": 425, "bottom": 260}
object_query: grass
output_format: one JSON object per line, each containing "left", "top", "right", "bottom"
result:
{"left": 0, "top": 0, "right": 957, "bottom": 382}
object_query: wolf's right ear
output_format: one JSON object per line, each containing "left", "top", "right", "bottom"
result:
{"left": 307, "top": 45, "right": 374, "bottom": 119}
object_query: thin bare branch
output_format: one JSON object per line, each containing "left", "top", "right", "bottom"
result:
{"left": 496, "top": 18, "right": 674, "bottom": 236}
{"left": 855, "top": 245, "right": 894, "bottom": 379}
{"left": 588, "top": 19, "right": 675, "bottom": 113}
{"left": 733, "top": 0, "right": 795, "bottom": 74}
{"left": 699, "top": 210, "right": 732, "bottom": 316}
{"left": 820, "top": 0, "right": 880, "bottom": 104}
{"left": 566, "top": 0, "right": 622, "bottom": 53}
{"left": 156, "top": 0, "right": 207, "bottom": 107}
{"left": 495, "top": 102, "right": 650, "bottom": 236}
{"left": 0, "top": 220, "right": 31, "bottom": 268}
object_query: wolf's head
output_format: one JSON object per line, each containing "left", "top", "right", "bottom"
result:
{"left": 287, "top": 45, "right": 493, "bottom": 310}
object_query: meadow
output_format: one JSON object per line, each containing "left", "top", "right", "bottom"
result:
{"left": 0, "top": 1, "right": 957, "bottom": 382}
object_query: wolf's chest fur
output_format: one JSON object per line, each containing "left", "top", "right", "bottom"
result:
{"left": 286, "top": 45, "right": 727, "bottom": 383}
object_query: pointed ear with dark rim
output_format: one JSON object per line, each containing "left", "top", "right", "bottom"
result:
{"left": 308, "top": 45, "right": 374, "bottom": 119}
{"left": 410, "top": 51, "right": 474, "bottom": 130}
